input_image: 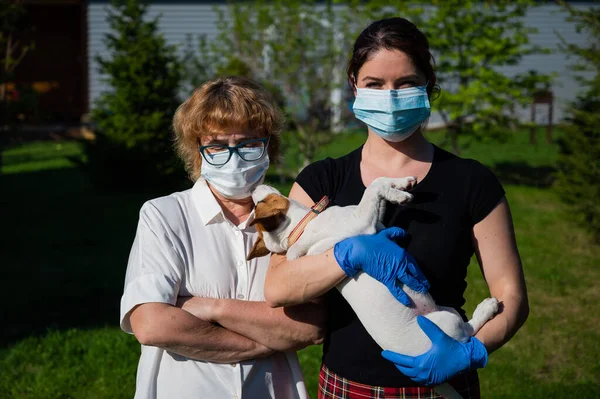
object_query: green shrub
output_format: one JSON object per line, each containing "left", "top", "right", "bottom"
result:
{"left": 83, "top": 0, "right": 185, "bottom": 193}
{"left": 555, "top": 4, "right": 600, "bottom": 241}
{"left": 555, "top": 98, "right": 600, "bottom": 241}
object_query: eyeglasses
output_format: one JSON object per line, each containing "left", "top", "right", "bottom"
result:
{"left": 199, "top": 136, "right": 270, "bottom": 166}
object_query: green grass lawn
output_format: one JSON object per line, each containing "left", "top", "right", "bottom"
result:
{"left": 1, "top": 129, "right": 598, "bottom": 398}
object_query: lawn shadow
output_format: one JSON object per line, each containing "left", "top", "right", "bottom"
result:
{"left": 0, "top": 167, "right": 155, "bottom": 347}
{"left": 0, "top": 160, "right": 292, "bottom": 348}
{"left": 492, "top": 161, "right": 556, "bottom": 188}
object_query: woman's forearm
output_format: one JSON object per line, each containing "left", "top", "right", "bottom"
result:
{"left": 264, "top": 249, "right": 347, "bottom": 307}
{"left": 472, "top": 198, "right": 529, "bottom": 355}
{"left": 474, "top": 284, "right": 529, "bottom": 354}
{"left": 180, "top": 297, "right": 326, "bottom": 351}
{"left": 129, "top": 303, "right": 273, "bottom": 363}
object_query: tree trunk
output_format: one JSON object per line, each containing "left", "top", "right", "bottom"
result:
{"left": 451, "top": 130, "right": 460, "bottom": 155}
{"left": 275, "top": 163, "right": 286, "bottom": 185}
{"left": 447, "top": 117, "right": 462, "bottom": 155}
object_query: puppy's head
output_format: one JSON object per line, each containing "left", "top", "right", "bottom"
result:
{"left": 247, "top": 185, "right": 291, "bottom": 260}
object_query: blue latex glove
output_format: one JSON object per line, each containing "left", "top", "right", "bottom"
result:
{"left": 381, "top": 316, "right": 488, "bottom": 386}
{"left": 333, "top": 227, "right": 430, "bottom": 306}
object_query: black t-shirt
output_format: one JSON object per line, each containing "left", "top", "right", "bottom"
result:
{"left": 295, "top": 144, "right": 505, "bottom": 387}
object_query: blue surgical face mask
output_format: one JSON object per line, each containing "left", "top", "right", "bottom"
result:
{"left": 352, "top": 84, "right": 431, "bottom": 142}
{"left": 201, "top": 150, "right": 270, "bottom": 200}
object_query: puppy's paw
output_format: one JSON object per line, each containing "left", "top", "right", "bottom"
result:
{"left": 371, "top": 176, "right": 417, "bottom": 190}
{"left": 473, "top": 297, "right": 499, "bottom": 320}
{"left": 285, "top": 246, "right": 301, "bottom": 261}
{"left": 387, "top": 176, "right": 417, "bottom": 191}
{"left": 394, "top": 176, "right": 417, "bottom": 190}
{"left": 385, "top": 188, "right": 414, "bottom": 205}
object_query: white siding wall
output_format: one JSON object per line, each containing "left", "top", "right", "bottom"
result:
{"left": 497, "top": 3, "right": 595, "bottom": 125}
{"left": 88, "top": 1, "right": 595, "bottom": 124}
{"left": 88, "top": 1, "right": 224, "bottom": 107}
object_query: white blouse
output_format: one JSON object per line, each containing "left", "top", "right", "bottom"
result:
{"left": 120, "top": 178, "right": 308, "bottom": 399}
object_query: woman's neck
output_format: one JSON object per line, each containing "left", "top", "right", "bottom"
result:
{"left": 363, "top": 130, "right": 433, "bottom": 167}
{"left": 208, "top": 186, "right": 254, "bottom": 226}
{"left": 361, "top": 130, "right": 434, "bottom": 185}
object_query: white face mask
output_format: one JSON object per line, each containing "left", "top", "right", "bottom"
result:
{"left": 201, "top": 150, "right": 270, "bottom": 200}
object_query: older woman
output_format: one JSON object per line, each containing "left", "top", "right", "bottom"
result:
{"left": 264, "top": 18, "right": 529, "bottom": 399}
{"left": 120, "top": 76, "right": 325, "bottom": 399}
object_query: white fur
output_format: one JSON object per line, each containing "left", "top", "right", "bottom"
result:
{"left": 252, "top": 178, "right": 499, "bottom": 399}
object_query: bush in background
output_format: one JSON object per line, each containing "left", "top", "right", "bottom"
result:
{"left": 555, "top": 3, "right": 600, "bottom": 241}
{"left": 556, "top": 98, "right": 600, "bottom": 241}
{"left": 83, "top": 0, "right": 185, "bottom": 193}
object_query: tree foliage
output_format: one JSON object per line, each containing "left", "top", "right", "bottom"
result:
{"left": 555, "top": 2, "right": 600, "bottom": 241}
{"left": 0, "top": 0, "right": 34, "bottom": 124}
{"left": 186, "top": 0, "right": 358, "bottom": 173}
{"left": 189, "top": 0, "right": 552, "bottom": 164}
{"left": 410, "top": 0, "right": 551, "bottom": 153}
{"left": 347, "top": 0, "right": 552, "bottom": 153}
{"left": 84, "top": 0, "right": 184, "bottom": 192}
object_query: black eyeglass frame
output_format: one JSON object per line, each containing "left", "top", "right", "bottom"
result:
{"left": 199, "top": 136, "right": 270, "bottom": 166}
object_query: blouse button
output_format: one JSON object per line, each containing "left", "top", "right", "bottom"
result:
{"left": 237, "top": 294, "right": 245, "bottom": 299}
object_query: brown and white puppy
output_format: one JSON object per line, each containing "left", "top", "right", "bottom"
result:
{"left": 248, "top": 177, "right": 499, "bottom": 399}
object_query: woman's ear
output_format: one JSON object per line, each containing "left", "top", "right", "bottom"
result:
{"left": 350, "top": 76, "right": 357, "bottom": 96}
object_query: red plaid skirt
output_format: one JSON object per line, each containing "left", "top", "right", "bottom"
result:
{"left": 317, "top": 363, "right": 481, "bottom": 399}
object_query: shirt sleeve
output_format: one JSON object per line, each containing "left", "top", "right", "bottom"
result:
{"left": 120, "top": 202, "right": 185, "bottom": 333}
{"left": 467, "top": 160, "right": 506, "bottom": 225}
{"left": 295, "top": 158, "right": 337, "bottom": 203}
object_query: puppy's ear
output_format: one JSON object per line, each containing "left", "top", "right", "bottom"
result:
{"left": 247, "top": 234, "right": 271, "bottom": 260}
{"left": 250, "top": 194, "right": 290, "bottom": 232}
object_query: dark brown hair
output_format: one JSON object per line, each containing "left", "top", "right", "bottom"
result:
{"left": 347, "top": 18, "right": 440, "bottom": 99}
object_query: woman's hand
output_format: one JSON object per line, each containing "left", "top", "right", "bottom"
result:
{"left": 381, "top": 316, "right": 488, "bottom": 386}
{"left": 177, "top": 296, "right": 218, "bottom": 322}
{"left": 333, "top": 227, "right": 430, "bottom": 305}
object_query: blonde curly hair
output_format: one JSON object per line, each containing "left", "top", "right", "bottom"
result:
{"left": 173, "top": 76, "right": 284, "bottom": 182}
